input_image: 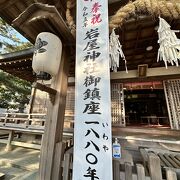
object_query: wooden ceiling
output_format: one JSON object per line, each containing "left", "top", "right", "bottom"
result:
{"left": 0, "top": 0, "right": 179, "bottom": 81}
{"left": 116, "top": 16, "right": 180, "bottom": 72}
{"left": 0, "top": 48, "right": 35, "bottom": 82}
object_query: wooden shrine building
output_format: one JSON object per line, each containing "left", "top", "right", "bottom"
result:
{"left": 0, "top": 0, "right": 180, "bottom": 179}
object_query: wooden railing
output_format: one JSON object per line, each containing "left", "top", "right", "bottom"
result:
{"left": 0, "top": 113, "right": 46, "bottom": 150}
{"left": 59, "top": 146, "right": 179, "bottom": 180}
{"left": 0, "top": 113, "right": 73, "bottom": 150}
{"left": 140, "top": 148, "right": 180, "bottom": 180}
{"left": 113, "top": 156, "right": 179, "bottom": 180}
{"left": 0, "top": 113, "right": 46, "bottom": 134}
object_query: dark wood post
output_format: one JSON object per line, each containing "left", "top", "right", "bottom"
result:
{"left": 5, "top": 130, "right": 14, "bottom": 152}
{"left": 136, "top": 164, "right": 145, "bottom": 180}
{"left": 148, "top": 153, "right": 162, "bottom": 180}
{"left": 166, "top": 169, "right": 177, "bottom": 180}
{"left": 28, "top": 87, "right": 36, "bottom": 114}
{"left": 39, "top": 47, "right": 69, "bottom": 180}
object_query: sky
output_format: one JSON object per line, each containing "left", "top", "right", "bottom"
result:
{"left": 0, "top": 30, "right": 28, "bottom": 44}
{"left": 0, "top": 18, "right": 31, "bottom": 53}
{"left": 15, "top": 30, "right": 29, "bottom": 43}
{"left": 0, "top": 17, "right": 29, "bottom": 43}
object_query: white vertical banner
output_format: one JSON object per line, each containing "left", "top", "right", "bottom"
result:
{"left": 73, "top": 0, "right": 112, "bottom": 180}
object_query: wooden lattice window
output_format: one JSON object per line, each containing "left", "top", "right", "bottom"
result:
{"left": 65, "top": 86, "right": 75, "bottom": 121}
{"left": 111, "top": 83, "right": 126, "bottom": 127}
{"left": 163, "top": 79, "right": 180, "bottom": 130}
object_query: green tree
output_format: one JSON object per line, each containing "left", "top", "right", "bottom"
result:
{"left": 0, "top": 71, "right": 31, "bottom": 111}
{"left": 0, "top": 17, "right": 33, "bottom": 53}
{"left": 0, "top": 17, "right": 32, "bottom": 112}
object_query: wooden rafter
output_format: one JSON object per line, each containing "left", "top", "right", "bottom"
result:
{"left": 0, "top": 48, "right": 34, "bottom": 62}
{"left": 0, "top": 0, "right": 19, "bottom": 10}
{"left": 0, "top": 0, "right": 179, "bottom": 81}
{"left": 12, "top": 3, "right": 75, "bottom": 44}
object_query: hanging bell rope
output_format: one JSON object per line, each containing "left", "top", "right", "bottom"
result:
{"left": 157, "top": 17, "right": 180, "bottom": 68}
{"left": 109, "top": 28, "right": 128, "bottom": 73}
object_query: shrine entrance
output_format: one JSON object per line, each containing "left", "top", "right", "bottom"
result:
{"left": 111, "top": 81, "right": 171, "bottom": 128}
{"left": 124, "top": 88, "right": 169, "bottom": 127}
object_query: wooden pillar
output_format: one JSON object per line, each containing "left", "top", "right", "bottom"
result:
{"left": 113, "top": 160, "right": 120, "bottom": 180}
{"left": 62, "top": 153, "right": 71, "bottom": 180}
{"left": 5, "top": 130, "right": 14, "bottom": 152}
{"left": 52, "top": 142, "right": 65, "bottom": 179}
{"left": 28, "top": 87, "right": 36, "bottom": 114}
{"left": 166, "top": 169, "right": 177, "bottom": 180}
{"left": 125, "top": 162, "right": 132, "bottom": 180}
{"left": 136, "top": 164, "right": 145, "bottom": 180}
{"left": 148, "top": 153, "right": 162, "bottom": 180}
{"left": 39, "top": 47, "right": 69, "bottom": 180}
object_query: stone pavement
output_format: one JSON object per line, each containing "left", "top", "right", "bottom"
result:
{"left": 0, "top": 144, "right": 39, "bottom": 180}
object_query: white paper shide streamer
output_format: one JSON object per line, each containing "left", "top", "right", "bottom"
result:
{"left": 157, "top": 17, "right": 180, "bottom": 68}
{"left": 109, "top": 28, "right": 127, "bottom": 72}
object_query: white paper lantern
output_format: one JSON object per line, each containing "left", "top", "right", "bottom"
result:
{"left": 32, "top": 32, "right": 62, "bottom": 78}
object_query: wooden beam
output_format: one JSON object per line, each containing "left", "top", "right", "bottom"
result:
{"left": 68, "top": 66, "right": 180, "bottom": 83}
{"left": 111, "top": 66, "right": 180, "bottom": 81}
{"left": 32, "top": 82, "right": 57, "bottom": 104}
{"left": 126, "top": 60, "right": 155, "bottom": 67}
{"left": 39, "top": 47, "right": 69, "bottom": 179}
{"left": 0, "top": 138, "right": 41, "bottom": 150}
{"left": 0, "top": 48, "right": 34, "bottom": 62}
{"left": 52, "top": 0, "right": 66, "bottom": 18}
{"left": 134, "top": 24, "right": 142, "bottom": 49}
{"left": 0, "top": 60, "right": 32, "bottom": 69}
{"left": 32, "top": 82, "right": 57, "bottom": 96}
{"left": 124, "top": 44, "right": 158, "bottom": 55}
{"left": 109, "top": 0, "right": 125, "bottom": 4}
{"left": 0, "top": 0, "right": 19, "bottom": 10}
{"left": 12, "top": 3, "right": 75, "bottom": 44}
